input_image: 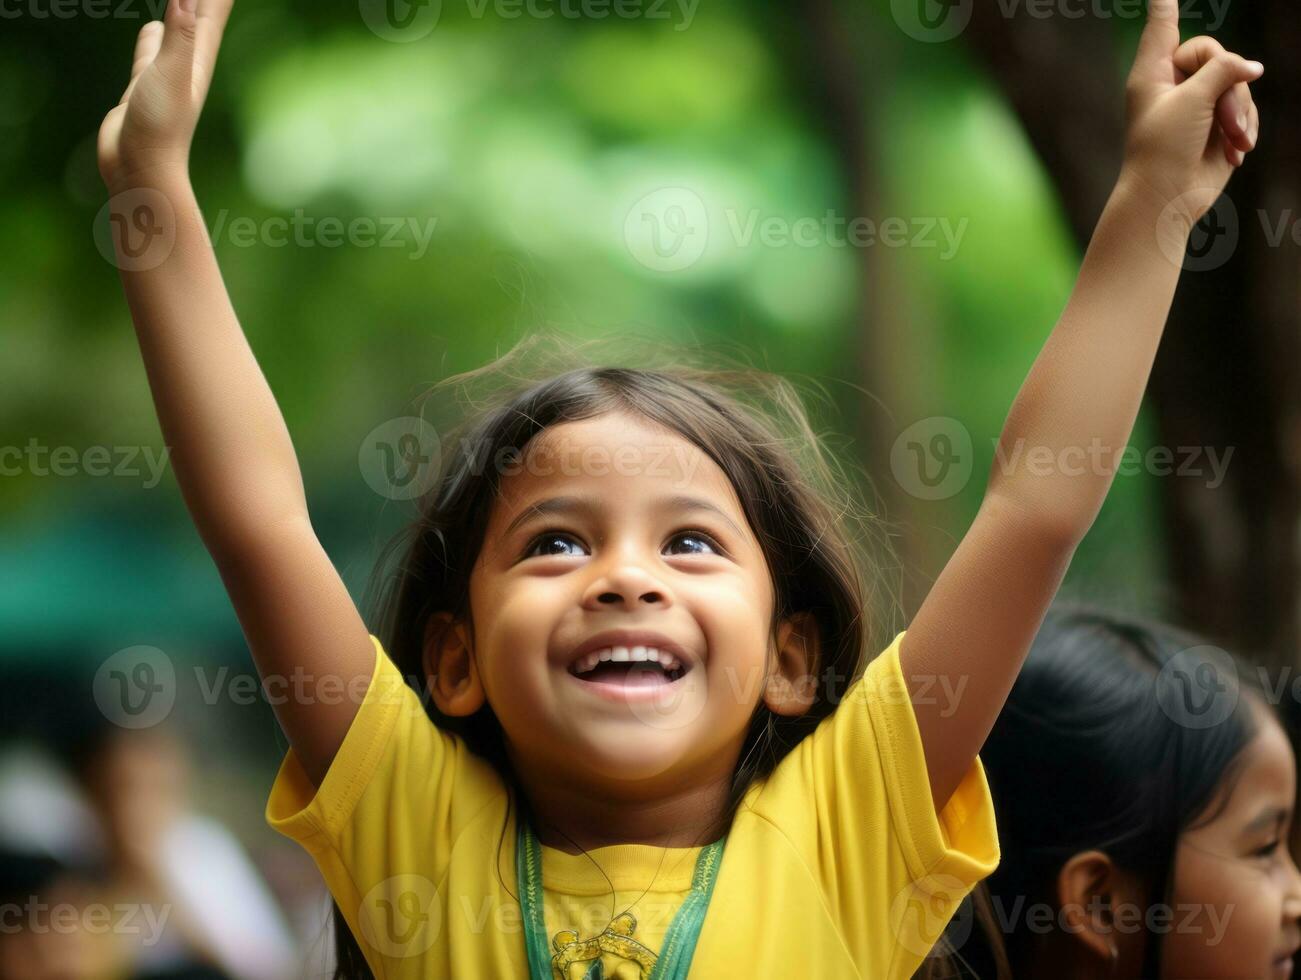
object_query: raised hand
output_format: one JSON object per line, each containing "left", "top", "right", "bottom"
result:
{"left": 1122, "top": 0, "right": 1263, "bottom": 225}
{"left": 97, "top": 0, "right": 234, "bottom": 192}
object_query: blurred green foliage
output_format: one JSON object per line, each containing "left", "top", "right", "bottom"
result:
{"left": 1, "top": 0, "right": 1165, "bottom": 661}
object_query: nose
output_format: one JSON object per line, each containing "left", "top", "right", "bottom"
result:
{"left": 1284, "top": 847, "right": 1301, "bottom": 920}
{"left": 582, "top": 545, "right": 671, "bottom": 609}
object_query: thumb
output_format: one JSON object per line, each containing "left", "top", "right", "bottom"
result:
{"left": 1183, "top": 51, "right": 1264, "bottom": 108}
{"left": 152, "top": 0, "right": 198, "bottom": 94}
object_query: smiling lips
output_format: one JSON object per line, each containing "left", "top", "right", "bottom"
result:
{"left": 570, "top": 645, "right": 687, "bottom": 683}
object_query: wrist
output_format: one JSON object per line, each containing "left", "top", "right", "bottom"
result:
{"left": 101, "top": 165, "right": 206, "bottom": 274}
{"left": 1114, "top": 166, "right": 1223, "bottom": 233}
{"left": 104, "top": 158, "right": 193, "bottom": 200}
{"left": 1103, "top": 170, "right": 1206, "bottom": 272}
{"left": 1109, "top": 169, "right": 1172, "bottom": 224}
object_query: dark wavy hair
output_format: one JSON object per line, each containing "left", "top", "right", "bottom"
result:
{"left": 960, "top": 604, "right": 1270, "bottom": 978}
{"left": 324, "top": 332, "right": 998, "bottom": 978}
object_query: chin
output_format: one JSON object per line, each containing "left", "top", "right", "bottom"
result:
{"left": 562, "top": 729, "right": 699, "bottom": 787}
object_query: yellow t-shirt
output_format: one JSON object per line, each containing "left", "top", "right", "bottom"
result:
{"left": 266, "top": 631, "right": 999, "bottom": 978}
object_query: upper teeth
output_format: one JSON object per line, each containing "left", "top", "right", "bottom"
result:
{"left": 572, "top": 646, "right": 682, "bottom": 675}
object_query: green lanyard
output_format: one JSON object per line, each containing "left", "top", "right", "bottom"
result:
{"left": 516, "top": 814, "right": 726, "bottom": 980}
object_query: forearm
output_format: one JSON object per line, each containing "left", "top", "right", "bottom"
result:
{"left": 987, "top": 174, "right": 1182, "bottom": 537}
{"left": 112, "top": 171, "right": 309, "bottom": 556}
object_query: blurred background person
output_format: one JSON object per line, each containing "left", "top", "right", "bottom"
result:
{"left": 0, "top": 673, "right": 302, "bottom": 980}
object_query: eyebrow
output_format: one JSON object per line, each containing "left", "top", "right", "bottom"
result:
{"left": 1242, "top": 805, "right": 1289, "bottom": 838}
{"left": 502, "top": 493, "right": 746, "bottom": 540}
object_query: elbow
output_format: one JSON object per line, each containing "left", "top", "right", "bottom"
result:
{"left": 979, "top": 486, "right": 1095, "bottom": 554}
{"left": 201, "top": 510, "right": 315, "bottom": 572}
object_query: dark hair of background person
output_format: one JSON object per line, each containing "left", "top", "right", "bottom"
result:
{"left": 957, "top": 603, "right": 1269, "bottom": 978}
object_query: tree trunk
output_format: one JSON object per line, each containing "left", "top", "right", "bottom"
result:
{"left": 963, "top": 3, "right": 1300, "bottom": 668}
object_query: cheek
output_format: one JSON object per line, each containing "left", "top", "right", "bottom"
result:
{"left": 690, "top": 573, "right": 771, "bottom": 642}
{"left": 472, "top": 587, "right": 559, "bottom": 721}
{"left": 689, "top": 582, "right": 773, "bottom": 708}
{"left": 1165, "top": 852, "right": 1283, "bottom": 979}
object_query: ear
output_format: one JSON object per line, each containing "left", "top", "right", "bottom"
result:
{"left": 422, "top": 611, "right": 486, "bottom": 718}
{"left": 762, "top": 611, "right": 821, "bottom": 717}
{"left": 1056, "top": 849, "right": 1138, "bottom": 967}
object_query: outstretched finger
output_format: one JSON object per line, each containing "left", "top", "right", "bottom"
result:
{"left": 1134, "top": 0, "right": 1182, "bottom": 73}
{"left": 152, "top": 0, "right": 198, "bottom": 93}
{"left": 193, "top": 0, "right": 235, "bottom": 100}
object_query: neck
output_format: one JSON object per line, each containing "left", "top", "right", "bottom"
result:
{"left": 508, "top": 753, "right": 735, "bottom": 854}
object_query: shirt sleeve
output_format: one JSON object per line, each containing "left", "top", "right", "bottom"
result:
{"left": 745, "top": 629, "right": 1000, "bottom": 970}
{"left": 862, "top": 630, "right": 1000, "bottom": 884}
{"left": 264, "top": 634, "right": 504, "bottom": 933}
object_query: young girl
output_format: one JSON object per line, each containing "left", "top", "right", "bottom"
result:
{"left": 96, "top": 1, "right": 1265, "bottom": 976}
{"left": 968, "top": 606, "right": 1301, "bottom": 979}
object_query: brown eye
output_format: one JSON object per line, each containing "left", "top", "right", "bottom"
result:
{"left": 521, "top": 529, "right": 723, "bottom": 560}
{"left": 522, "top": 532, "right": 585, "bottom": 559}
{"left": 1254, "top": 838, "right": 1283, "bottom": 859}
{"left": 666, "top": 530, "right": 723, "bottom": 556}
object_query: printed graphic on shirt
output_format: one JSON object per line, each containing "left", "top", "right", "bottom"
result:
{"left": 550, "top": 911, "right": 657, "bottom": 979}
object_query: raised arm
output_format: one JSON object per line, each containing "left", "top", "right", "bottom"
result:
{"left": 99, "top": 0, "right": 375, "bottom": 786}
{"left": 901, "top": 0, "right": 1263, "bottom": 810}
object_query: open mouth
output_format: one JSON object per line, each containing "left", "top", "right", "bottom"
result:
{"left": 568, "top": 646, "right": 690, "bottom": 685}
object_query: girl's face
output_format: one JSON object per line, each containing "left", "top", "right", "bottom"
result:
{"left": 456, "top": 412, "right": 810, "bottom": 792}
{"left": 1163, "top": 709, "right": 1301, "bottom": 979}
